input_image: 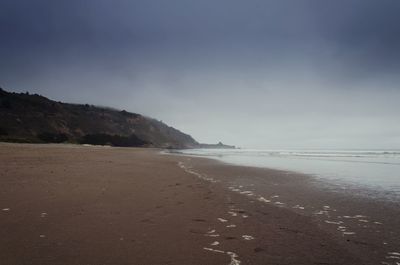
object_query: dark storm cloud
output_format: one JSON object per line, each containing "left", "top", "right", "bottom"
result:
{"left": 1, "top": 0, "right": 400, "bottom": 148}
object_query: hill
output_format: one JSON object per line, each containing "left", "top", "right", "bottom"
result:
{"left": 0, "top": 88, "right": 198, "bottom": 148}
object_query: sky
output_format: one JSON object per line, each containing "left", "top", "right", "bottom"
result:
{"left": 1, "top": 0, "right": 400, "bottom": 149}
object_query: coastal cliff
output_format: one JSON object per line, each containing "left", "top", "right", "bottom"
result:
{"left": 0, "top": 88, "right": 198, "bottom": 148}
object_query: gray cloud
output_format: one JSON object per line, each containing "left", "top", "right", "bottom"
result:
{"left": 1, "top": 0, "right": 400, "bottom": 149}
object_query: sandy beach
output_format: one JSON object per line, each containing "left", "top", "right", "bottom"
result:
{"left": 0, "top": 143, "right": 396, "bottom": 264}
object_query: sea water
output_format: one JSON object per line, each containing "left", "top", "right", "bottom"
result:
{"left": 175, "top": 149, "right": 400, "bottom": 199}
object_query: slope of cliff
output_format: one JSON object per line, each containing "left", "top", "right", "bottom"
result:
{"left": 0, "top": 88, "right": 198, "bottom": 148}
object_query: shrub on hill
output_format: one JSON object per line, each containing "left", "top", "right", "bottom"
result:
{"left": 37, "top": 132, "right": 69, "bottom": 143}
{"left": 79, "top": 133, "right": 147, "bottom": 147}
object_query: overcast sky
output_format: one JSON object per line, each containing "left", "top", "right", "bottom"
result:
{"left": 1, "top": 0, "right": 400, "bottom": 149}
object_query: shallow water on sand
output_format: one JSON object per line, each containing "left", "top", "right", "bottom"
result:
{"left": 173, "top": 149, "right": 400, "bottom": 200}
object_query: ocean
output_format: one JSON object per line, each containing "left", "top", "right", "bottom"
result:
{"left": 174, "top": 148, "right": 400, "bottom": 200}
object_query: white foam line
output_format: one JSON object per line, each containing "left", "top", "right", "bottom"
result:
{"left": 210, "top": 241, "right": 220, "bottom": 246}
{"left": 207, "top": 229, "right": 216, "bottom": 234}
{"left": 203, "top": 247, "right": 225, "bottom": 254}
{"left": 241, "top": 214, "right": 249, "bottom": 218}
{"left": 343, "top": 232, "right": 356, "bottom": 235}
{"left": 314, "top": 210, "right": 329, "bottom": 215}
{"left": 388, "top": 252, "right": 400, "bottom": 256}
{"left": 325, "top": 220, "right": 343, "bottom": 225}
{"left": 207, "top": 234, "right": 220, "bottom": 237}
{"left": 178, "top": 162, "right": 220, "bottom": 183}
{"left": 374, "top": 221, "right": 383, "bottom": 225}
{"left": 242, "top": 235, "right": 254, "bottom": 240}
{"left": 292, "top": 205, "right": 305, "bottom": 210}
{"left": 343, "top": 215, "right": 367, "bottom": 219}
{"left": 203, "top": 248, "right": 241, "bottom": 265}
{"left": 386, "top": 256, "right": 400, "bottom": 260}
{"left": 271, "top": 195, "right": 279, "bottom": 198}
{"left": 227, "top": 251, "right": 241, "bottom": 265}
{"left": 218, "top": 218, "right": 228, "bottom": 223}
{"left": 228, "top": 211, "right": 238, "bottom": 217}
{"left": 2, "top": 208, "right": 10, "bottom": 211}
{"left": 40, "top": 212, "right": 47, "bottom": 218}
{"left": 226, "top": 224, "right": 236, "bottom": 228}
{"left": 274, "top": 202, "right": 285, "bottom": 205}
{"left": 359, "top": 219, "right": 369, "bottom": 223}
{"left": 257, "top": 197, "right": 271, "bottom": 203}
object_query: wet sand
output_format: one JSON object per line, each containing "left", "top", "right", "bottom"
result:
{"left": 0, "top": 143, "right": 394, "bottom": 264}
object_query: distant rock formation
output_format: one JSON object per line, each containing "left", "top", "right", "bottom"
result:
{"left": 198, "top": 141, "right": 236, "bottom": 149}
{"left": 0, "top": 88, "right": 199, "bottom": 148}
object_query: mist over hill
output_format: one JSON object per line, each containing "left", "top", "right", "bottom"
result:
{"left": 0, "top": 88, "right": 200, "bottom": 148}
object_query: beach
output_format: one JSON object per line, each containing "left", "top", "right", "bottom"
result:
{"left": 1, "top": 144, "right": 398, "bottom": 264}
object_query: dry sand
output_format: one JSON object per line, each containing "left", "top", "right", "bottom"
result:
{"left": 0, "top": 143, "right": 381, "bottom": 264}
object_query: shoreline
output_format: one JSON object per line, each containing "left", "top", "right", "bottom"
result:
{"left": 175, "top": 154, "right": 400, "bottom": 265}
{"left": 1, "top": 143, "right": 398, "bottom": 264}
